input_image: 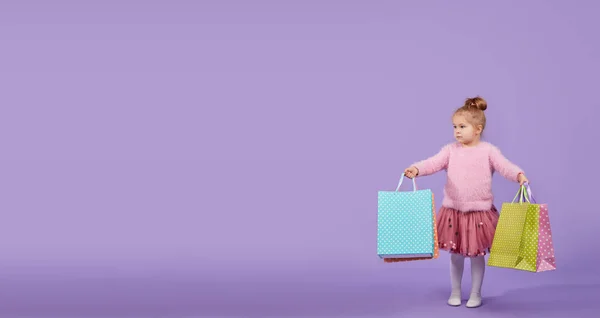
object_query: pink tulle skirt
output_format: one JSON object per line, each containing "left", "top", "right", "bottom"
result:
{"left": 437, "top": 205, "right": 499, "bottom": 257}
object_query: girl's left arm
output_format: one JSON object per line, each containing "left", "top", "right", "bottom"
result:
{"left": 489, "top": 145, "right": 525, "bottom": 182}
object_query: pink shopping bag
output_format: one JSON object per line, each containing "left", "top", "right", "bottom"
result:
{"left": 529, "top": 184, "right": 556, "bottom": 272}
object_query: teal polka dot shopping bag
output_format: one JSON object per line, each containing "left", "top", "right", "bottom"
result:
{"left": 377, "top": 174, "right": 439, "bottom": 262}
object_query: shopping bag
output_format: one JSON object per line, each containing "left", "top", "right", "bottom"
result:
{"left": 523, "top": 184, "right": 556, "bottom": 272}
{"left": 382, "top": 195, "right": 439, "bottom": 263}
{"left": 377, "top": 174, "right": 438, "bottom": 262}
{"left": 487, "top": 183, "right": 556, "bottom": 272}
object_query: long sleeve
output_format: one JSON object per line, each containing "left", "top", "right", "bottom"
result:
{"left": 412, "top": 144, "right": 451, "bottom": 177}
{"left": 489, "top": 145, "right": 523, "bottom": 182}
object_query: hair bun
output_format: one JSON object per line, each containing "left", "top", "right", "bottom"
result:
{"left": 465, "top": 96, "right": 487, "bottom": 111}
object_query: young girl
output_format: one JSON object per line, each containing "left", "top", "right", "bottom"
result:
{"left": 404, "top": 96, "right": 528, "bottom": 308}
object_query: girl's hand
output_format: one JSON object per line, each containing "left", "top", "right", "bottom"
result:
{"left": 404, "top": 166, "right": 419, "bottom": 179}
{"left": 518, "top": 173, "right": 529, "bottom": 186}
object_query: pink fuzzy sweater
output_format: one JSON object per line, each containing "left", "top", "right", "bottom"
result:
{"left": 413, "top": 141, "right": 523, "bottom": 212}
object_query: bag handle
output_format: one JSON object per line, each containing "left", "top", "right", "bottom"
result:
{"left": 511, "top": 182, "right": 536, "bottom": 203}
{"left": 524, "top": 182, "right": 537, "bottom": 203}
{"left": 511, "top": 185, "right": 528, "bottom": 203}
{"left": 396, "top": 173, "right": 418, "bottom": 192}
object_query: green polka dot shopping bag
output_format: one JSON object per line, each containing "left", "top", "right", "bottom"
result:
{"left": 377, "top": 174, "right": 439, "bottom": 262}
{"left": 487, "top": 183, "right": 556, "bottom": 272}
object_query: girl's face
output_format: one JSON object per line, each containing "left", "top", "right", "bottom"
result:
{"left": 453, "top": 114, "right": 482, "bottom": 145}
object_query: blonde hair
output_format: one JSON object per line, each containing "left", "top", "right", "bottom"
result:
{"left": 453, "top": 96, "right": 487, "bottom": 131}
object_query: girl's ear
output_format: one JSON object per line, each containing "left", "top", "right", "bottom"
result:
{"left": 476, "top": 125, "right": 483, "bottom": 135}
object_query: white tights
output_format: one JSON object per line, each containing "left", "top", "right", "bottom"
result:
{"left": 448, "top": 254, "right": 485, "bottom": 307}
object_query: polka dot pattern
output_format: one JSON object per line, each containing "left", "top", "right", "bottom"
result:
{"left": 514, "top": 204, "right": 540, "bottom": 272}
{"left": 383, "top": 193, "right": 439, "bottom": 263}
{"left": 536, "top": 204, "right": 556, "bottom": 272}
{"left": 488, "top": 202, "right": 557, "bottom": 272}
{"left": 377, "top": 189, "right": 435, "bottom": 259}
{"left": 488, "top": 202, "right": 529, "bottom": 269}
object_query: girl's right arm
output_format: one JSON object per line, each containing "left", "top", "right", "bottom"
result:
{"left": 411, "top": 144, "right": 451, "bottom": 177}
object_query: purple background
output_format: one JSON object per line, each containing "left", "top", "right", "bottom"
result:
{"left": 1, "top": 0, "right": 599, "bottom": 317}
